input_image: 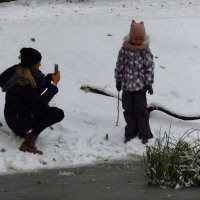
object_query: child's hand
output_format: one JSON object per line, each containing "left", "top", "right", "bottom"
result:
{"left": 116, "top": 81, "right": 122, "bottom": 91}
{"left": 145, "top": 85, "right": 153, "bottom": 95}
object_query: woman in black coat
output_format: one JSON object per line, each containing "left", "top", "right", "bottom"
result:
{"left": 0, "top": 47, "right": 64, "bottom": 155}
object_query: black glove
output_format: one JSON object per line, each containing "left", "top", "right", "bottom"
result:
{"left": 45, "top": 73, "right": 53, "bottom": 85}
{"left": 116, "top": 81, "right": 122, "bottom": 91}
{"left": 145, "top": 85, "right": 153, "bottom": 95}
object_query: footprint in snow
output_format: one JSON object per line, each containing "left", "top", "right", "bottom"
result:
{"left": 82, "top": 119, "right": 96, "bottom": 126}
{"left": 169, "top": 91, "right": 182, "bottom": 98}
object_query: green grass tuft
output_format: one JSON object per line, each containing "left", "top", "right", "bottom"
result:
{"left": 143, "top": 128, "right": 200, "bottom": 189}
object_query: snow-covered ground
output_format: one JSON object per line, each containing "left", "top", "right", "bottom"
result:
{"left": 0, "top": 0, "right": 200, "bottom": 174}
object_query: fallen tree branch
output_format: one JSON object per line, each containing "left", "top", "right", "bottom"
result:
{"left": 147, "top": 105, "right": 200, "bottom": 121}
{"left": 80, "top": 85, "right": 116, "bottom": 98}
{"left": 80, "top": 84, "right": 200, "bottom": 121}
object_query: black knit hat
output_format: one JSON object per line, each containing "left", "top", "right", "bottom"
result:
{"left": 20, "top": 47, "right": 42, "bottom": 68}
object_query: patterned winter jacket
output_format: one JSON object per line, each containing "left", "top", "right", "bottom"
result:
{"left": 115, "top": 47, "right": 155, "bottom": 92}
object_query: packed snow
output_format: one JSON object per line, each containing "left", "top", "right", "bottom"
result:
{"left": 0, "top": 0, "right": 200, "bottom": 174}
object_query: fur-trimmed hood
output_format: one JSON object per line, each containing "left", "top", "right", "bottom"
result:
{"left": 123, "top": 33, "right": 151, "bottom": 45}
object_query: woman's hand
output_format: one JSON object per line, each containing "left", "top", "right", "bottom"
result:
{"left": 52, "top": 71, "right": 60, "bottom": 85}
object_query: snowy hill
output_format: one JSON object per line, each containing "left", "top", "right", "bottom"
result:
{"left": 0, "top": 0, "right": 200, "bottom": 174}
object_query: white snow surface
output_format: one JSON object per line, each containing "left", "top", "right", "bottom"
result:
{"left": 0, "top": 0, "right": 200, "bottom": 174}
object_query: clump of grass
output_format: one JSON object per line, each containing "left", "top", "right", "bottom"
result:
{"left": 30, "top": 37, "right": 36, "bottom": 42}
{"left": 1, "top": 148, "right": 6, "bottom": 153}
{"left": 144, "top": 128, "right": 200, "bottom": 189}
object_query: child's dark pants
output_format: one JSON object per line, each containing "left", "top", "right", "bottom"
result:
{"left": 122, "top": 90, "right": 153, "bottom": 140}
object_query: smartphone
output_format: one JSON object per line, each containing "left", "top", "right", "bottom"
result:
{"left": 54, "top": 64, "right": 59, "bottom": 74}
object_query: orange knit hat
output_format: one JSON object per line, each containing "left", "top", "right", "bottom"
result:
{"left": 130, "top": 20, "right": 146, "bottom": 44}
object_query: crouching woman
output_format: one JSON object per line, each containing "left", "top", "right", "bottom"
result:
{"left": 0, "top": 47, "right": 64, "bottom": 155}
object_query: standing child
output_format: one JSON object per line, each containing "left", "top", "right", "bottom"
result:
{"left": 114, "top": 20, "right": 155, "bottom": 144}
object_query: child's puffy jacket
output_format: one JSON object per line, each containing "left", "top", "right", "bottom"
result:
{"left": 115, "top": 47, "right": 154, "bottom": 92}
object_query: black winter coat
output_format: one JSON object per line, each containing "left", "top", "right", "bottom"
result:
{"left": 0, "top": 64, "right": 58, "bottom": 133}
